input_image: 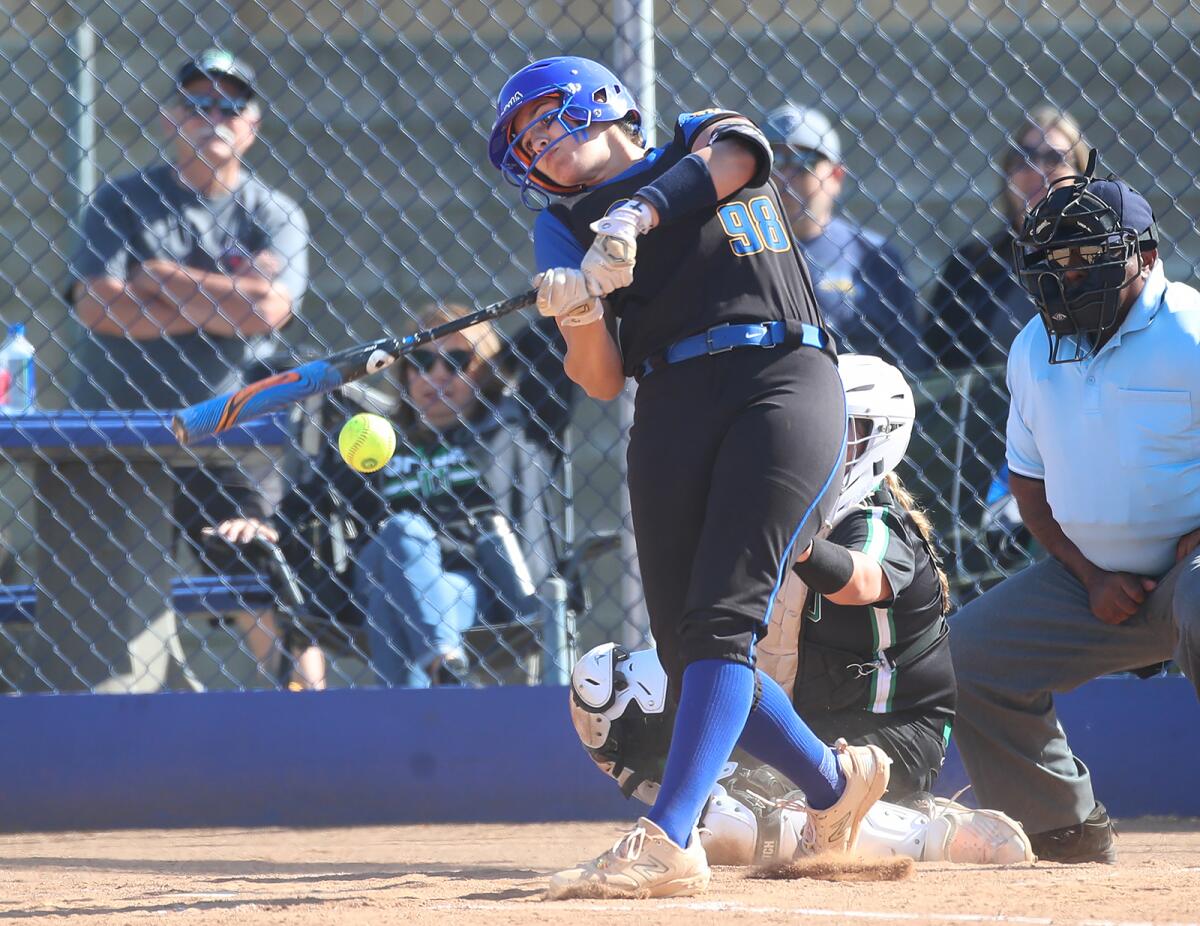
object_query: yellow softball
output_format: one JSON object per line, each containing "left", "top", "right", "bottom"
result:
{"left": 338, "top": 413, "right": 396, "bottom": 473}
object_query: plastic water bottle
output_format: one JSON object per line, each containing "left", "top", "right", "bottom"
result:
{"left": 0, "top": 323, "right": 35, "bottom": 413}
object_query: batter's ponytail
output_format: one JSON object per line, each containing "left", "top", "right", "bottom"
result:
{"left": 884, "top": 472, "right": 951, "bottom": 615}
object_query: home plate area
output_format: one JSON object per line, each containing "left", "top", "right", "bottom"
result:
{"left": 3, "top": 819, "right": 1198, "bottom": 925}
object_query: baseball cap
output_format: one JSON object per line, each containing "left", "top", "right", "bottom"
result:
{"left": 1085, "top": 179, "right": 1158, "bottom": 249}
{"left": 1043, "top": 176, "right": 1158, "bottom": 252}
{"left": 176, "top": 49, "right": 255, "bottom": 98}
{"left": 764, "top": 104, "right": 841, "bottom": 163}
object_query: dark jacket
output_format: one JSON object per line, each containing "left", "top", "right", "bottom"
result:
{"left": 925, "top": 229, "right": 1038, "bottom": 371}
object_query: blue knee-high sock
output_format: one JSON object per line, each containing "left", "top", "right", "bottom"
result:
{"left": 647, "top": 659, "right": 756, "bottom": 848}
{"left": 737, "top": 671, "right": 845, "bottom": 810}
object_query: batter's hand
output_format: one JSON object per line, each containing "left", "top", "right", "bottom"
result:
{"left": 533, "top": 268, "right": 604, "bottom": 328}
{"left": 583, "top": 201, "right": 654, "bottom": 295}
{"left": 1084, "top": 568, "right": 1157, "bottom": 625}
{"left": 1176, "top": 526, "right": 1200, "bottom": 563}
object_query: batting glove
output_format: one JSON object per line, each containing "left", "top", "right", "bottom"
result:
{"left": 583, "top": 200, "right": 654, "bottom": 296}
{"left": 533, "top": 268, "right": 605, "bottom": 328}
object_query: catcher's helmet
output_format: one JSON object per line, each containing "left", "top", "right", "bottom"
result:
{"left": 1013, "top": 150, "right": 1158, "bottom": 363}
{"left": 835, "top": 355, "right": 915, "bottom": 525}
{"left": 488, "top": 56, "right": 640, "bottom": 208}
{"left": 568, "top": 643, "right": 672, "bottom": 802}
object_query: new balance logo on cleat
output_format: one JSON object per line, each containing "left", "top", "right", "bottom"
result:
{"left": 547, "top": 817, "right": 711, "bottom": 900}
{"left": 631, "top": 856, "right": 671, "bottom": 879}
{"left": 801, "top": 740, "right": 891, "bottom": 856}
{"left": 826, "top": 815, "right": 851, "bottom": 845}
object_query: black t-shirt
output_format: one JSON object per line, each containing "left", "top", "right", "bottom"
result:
{"left": 69, "top": 163, "right": 310, "bottom": 410}
{"left": 793, "top": 492, "right": 955, "bottom": 718}
{"left": 536, "top": 111, "right": 829, "bottom": 376}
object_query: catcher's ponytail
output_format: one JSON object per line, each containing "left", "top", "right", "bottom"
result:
{"left": 885, "top": 472, "right": 951, "bottom": 615}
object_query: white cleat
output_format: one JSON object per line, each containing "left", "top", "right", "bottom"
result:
{"left": 801, "top": 739, "right": 892, "bottom": 855}
{"left": 547, "top": 817, "right": 711, "bottom": 900}
{"left": 924, "top": 797, "right": 1036, "bottom": 864}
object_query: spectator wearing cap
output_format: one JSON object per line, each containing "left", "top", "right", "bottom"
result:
{"left": 67, "top": 49, "right": 311, "bottom": 684}
{"left": 765, "top": 103, "right": 924, "bottom": 372}
{"left": 948, "top": 162, "right": 1200, "bottom": 863}
{"left": 926, "top": 107, "right": 1089, "bottom": 372}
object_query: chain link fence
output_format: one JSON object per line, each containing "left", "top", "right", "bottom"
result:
{"left": 0, "top": 0, "right": 1196, "bottom": 694}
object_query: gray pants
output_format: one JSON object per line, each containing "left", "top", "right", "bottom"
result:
{"left": 949, "top": 553, "right": 1200, "bottom": 835}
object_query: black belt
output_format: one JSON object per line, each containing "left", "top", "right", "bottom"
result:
{"left": 636, "top": 321, "right": 827, "bottom": 382}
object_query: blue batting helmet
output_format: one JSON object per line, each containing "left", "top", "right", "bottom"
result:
{"left": 488, "top": 56, "right": 640, "bottom": 206}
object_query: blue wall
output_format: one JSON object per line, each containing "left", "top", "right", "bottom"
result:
{"left": 0, "top": 676, "right": 1194, "bottom": 832}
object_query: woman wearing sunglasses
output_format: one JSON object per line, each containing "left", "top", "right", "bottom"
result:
{"left": 214, "top": 304, "right": 553, "bottom": 689}
{"left": 926, "top": 107, "right": 1090, "bottom": 372}
{"left": 920, "top": 108, "right": 1089, "bottom": 601}
{"left": 350, "top": 305, "right": 553, "bottom": 687}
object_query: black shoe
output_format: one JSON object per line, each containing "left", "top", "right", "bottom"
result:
{"left": 1028, "top": 802, "right": 1117, "bottom": 863}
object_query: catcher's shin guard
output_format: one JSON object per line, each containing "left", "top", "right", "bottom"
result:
{"left": 700, "top": 783, "right": 806, "bottom": 866}
{"left": 701, "top": 787, "right": 1034, "bottom": 865}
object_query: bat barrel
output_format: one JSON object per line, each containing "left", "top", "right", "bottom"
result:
{"left": 174, "top": 363, "right": 345, "bottom": 445}
{"left": 170, "top": 289, "right": 536, "bottom": 446}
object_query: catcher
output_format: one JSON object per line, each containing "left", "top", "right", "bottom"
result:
{"left": 569, "top": 642, "right": 1033, "bottom": 866}
{"left": 567, "top": 355, "right": 1033, "bottom": 865}
{"left": 768, "top": 353, "right": 954, "bottom": 801}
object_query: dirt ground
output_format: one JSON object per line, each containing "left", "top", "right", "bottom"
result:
{"left": 2, "top": 819, "right": 1198, "bottom": 925}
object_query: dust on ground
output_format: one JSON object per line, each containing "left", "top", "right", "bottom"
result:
{"left": 2, "top": 819, "right": 1198, "bottom": 925}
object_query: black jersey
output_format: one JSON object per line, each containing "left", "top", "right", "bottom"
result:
{"left": 793, "top": 489, "right": 955, "bottom": 718}
{"left": 535, "top": 110, "right": 829, "bottom": 376}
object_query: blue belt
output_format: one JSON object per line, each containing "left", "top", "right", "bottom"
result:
{"left": 638, "top": 321, "right": 827, "bottom": 381}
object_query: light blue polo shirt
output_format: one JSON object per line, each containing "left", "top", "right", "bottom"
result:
{"left": 1006, "top": 263, "right": 1200, "bottom": 576}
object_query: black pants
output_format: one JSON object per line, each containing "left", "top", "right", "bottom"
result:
{"left": 805, "top": 708, "right": 952, "bottom": 802}
{"left": 628, "top": 341, "right": 845, "bottom": 692}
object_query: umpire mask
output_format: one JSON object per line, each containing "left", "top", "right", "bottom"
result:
{"left": 1014, "top": 150, "right": 1157, "bottom": 364}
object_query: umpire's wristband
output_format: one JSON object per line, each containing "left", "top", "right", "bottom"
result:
{"left": 792, "top": 538, "right": 855, "bottom": 595}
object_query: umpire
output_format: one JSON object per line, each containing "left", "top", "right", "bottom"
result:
{"left": 949, "top": 154, "right": 1200, "bottom": 862}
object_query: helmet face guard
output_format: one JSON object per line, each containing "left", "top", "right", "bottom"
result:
{"left": 1014, "top": 155, "right": 1149, "bottom": 364}
{"left": 488, "top": 56, "right": 640, "bottom": 209}
{"left": 499, "top": 93, "right": 596, "bottom": 207}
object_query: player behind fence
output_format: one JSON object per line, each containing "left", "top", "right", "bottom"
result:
{"left": 489, "top": 55, "right": 889, "bottom": 898}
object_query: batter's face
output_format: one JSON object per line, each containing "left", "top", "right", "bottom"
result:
{"left": 403, "top": 332, "right": 480, "bottom": 431}
{"left": 510, "top": 98, "right": 630, "bottom": 189}
{"left": 1006, "top": 127, "right": 1076, "bottom": 227}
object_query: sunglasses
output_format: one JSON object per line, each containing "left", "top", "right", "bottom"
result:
{"left": 1013, "top": 143, "right": 1071, "bottom": 170}
{"left": 178, "top": 93, "right": 253, "bottom": 118}
{"left": 1045, "top": 243, "right": 1107, "bottom": 268}
{"left": 407, "top": 348, "right": 475, "bottom": 373}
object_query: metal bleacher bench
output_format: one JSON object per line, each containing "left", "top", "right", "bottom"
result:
{"left": 0, "top": 576, "right": 275, "bottom": 628}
